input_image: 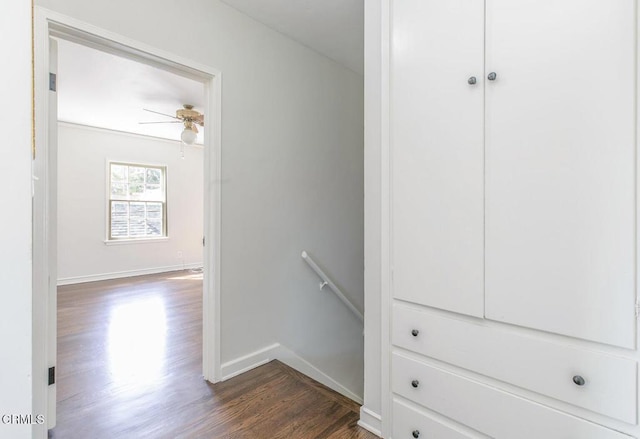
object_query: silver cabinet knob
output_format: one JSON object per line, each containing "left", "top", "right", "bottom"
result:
{"left": 411, "top": 380, "right": 420, "bottom": 388}
{"left": 487, "top": 72, "right": 497, "bottom": 81}
{"left": 411, "top": 329, "right": 419, "bottom": 337}
{"left": 468, "top": 76, "right": 477, "bottom": 85}
{"left": 573, "top": 375, "right": 586, "bottom": 386}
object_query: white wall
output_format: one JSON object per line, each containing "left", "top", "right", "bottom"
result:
{"left": 0, "top": 2, "right": 34, "bottom": 439}
{"left": 361, "top": 0, "right": 383, "bottom": 432}
{"left": 57, "top": 123, "right": 203, "bottom": 283}
{"left": 37, "top": 0, "right": 365, "bottom": 401}
{"left": 270, "top": 73, "right": 364, "bottom": 397}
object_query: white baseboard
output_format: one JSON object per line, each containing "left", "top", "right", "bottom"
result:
{"left": 275, "top": 344, "right": 364, "bottom": 405}
{"left": 57, "top": 263, "right": 203, "bottom": 286}
{"left": 220, "top": 343, "right": 364, "bottom": 405}
{"left": 358, "top": 406, "right": 382, "bottom": 437}
{"left": 220, "top": 343, "right": 280, "bottom": 381}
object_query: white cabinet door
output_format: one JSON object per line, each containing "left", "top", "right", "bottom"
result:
{"left": 391, "top": 0, "right": 485, "bottom": 317}
{"left": 485, "top": 0, "right": 637, "bottom": 347}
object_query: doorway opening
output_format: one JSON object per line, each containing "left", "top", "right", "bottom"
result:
{"left": 33, "top": 9, "right": 222, "bottom": 433}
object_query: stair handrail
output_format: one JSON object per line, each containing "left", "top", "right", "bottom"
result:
{"left": 301, "top": 250, "right": 364, "bottom": 323}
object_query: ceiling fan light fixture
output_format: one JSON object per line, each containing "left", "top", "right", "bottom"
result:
{"left": 141, "top": 105, "right": 203, "bottom": 146}
{"left": 181, "top": 126, "right": 198, "bottom": 145}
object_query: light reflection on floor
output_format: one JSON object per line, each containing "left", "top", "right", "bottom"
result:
{"left": 107, "top": 296, "right": 167, "bottom": 391}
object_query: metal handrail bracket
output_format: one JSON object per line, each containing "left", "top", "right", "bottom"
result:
{"left": 301, "top": 250, "right": 364, "bottom": 323}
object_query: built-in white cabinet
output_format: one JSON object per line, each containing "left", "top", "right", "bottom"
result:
{"left": 386, "top": 0, "right": 639, "bottom": 437}
{"left": 391, "top": 0, "right": 485, "bottom": 318}
{"left": 484, "top": 0, "right": 637, "bottom": 349}
{"left": 392, "top": 0, "right": 637, "bottom": 345}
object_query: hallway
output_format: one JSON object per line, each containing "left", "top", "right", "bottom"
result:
{"left": 51, "top": 271, "right": 374, "bottom": 438}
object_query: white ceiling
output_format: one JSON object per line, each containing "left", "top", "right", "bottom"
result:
{"left": 57, "top": 38, "right": 206, "bottom": 144}
{"left": 57, "top": 2, "right": 363, "bottom": 140}
{"left": 220, "top": 0, "right": 364, "bottom": 75}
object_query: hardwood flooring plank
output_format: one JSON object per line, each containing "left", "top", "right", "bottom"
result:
{"left": 273, "top": 361, "right": 362, "bottom": 413}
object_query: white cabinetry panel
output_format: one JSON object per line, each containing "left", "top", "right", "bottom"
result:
{"left": 392, "top": 353, "right": 634, "bottom": 439}
{"left": 393, "top": 399, "right": 487, "bottom": 439}
{"left": 391, "top": 0, "right": 485, "bottom": 317}
{"left": 393, "top": 303, "right": 637, "bottom": 423}
{"left": 484, "top": 0, "right": 637, "bottom": 347}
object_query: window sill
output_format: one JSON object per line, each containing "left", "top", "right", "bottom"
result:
{"left": 104, "top": 237, "right": 169, "bottom": 246}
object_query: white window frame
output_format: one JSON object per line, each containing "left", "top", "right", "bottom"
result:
{"left": 107, "top": 161, "right": 168, "bottom": 241}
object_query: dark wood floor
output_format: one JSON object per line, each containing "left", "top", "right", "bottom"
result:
{"left": 51, "top": 271, "right": 376, "bottom": 439}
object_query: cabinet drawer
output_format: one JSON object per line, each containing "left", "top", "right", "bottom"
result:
{"left": 392, "top": 303, "right": 637, "bottom": 424}
{"left": 392, "top": 353, "right": 634, "bottom": 439}
{"left": 393, "top": 398, "right": 486, "bottom": 439}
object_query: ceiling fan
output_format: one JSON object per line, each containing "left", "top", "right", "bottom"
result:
{"left": 139, "top": 104, "right": 204, "bottom": 145}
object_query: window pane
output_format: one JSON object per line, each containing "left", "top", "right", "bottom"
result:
{"left": 146, "top": 168, "right": 161, "bottom": 185}
{"left": 128, "top": 167, "right": 145, "bottom": 184}
{"left": 146, "top": 202, "right": 162, "bottom": 219}
{"left": 146, "top": 219, "right": 162, "bottom": 236}
{"left": 129, "top": 221, "right": 146, "bottom": 237}
{"left": 145, "top": 184, "right": 162, "bottom": 201}
{"left": 111, "top": 202, "right": 129, "bottom": 238}
{"left": 129, "top": 202, "right": 145, "bottom": 217}
{"left": 111, "top": 183, "right": 128, "bottom": 198}
{"left": 146, "top": 203, "right": 163, "bottom": 236}
{"left": 111, "top": 165, "right": 127, "bottom": 182}
{"left": 129, "top": 202, "right": 146, "bottom": 237}
{"left": 129, "top": 183, "right": 145, "bottom": 198}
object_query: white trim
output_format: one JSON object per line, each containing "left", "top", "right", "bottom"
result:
{"left": 33, "top": 13, "right": 56, "bottom": 434}
{"left": 220, "top": 343, "right": 281, "bottom": 381}
{"left": 358, "top": 406, "right": 383, "bottom": 438}
{"left": 220, "top": 343, "right": 364, "bottom": 405}
{"left": 34, "top": 10, "right": 223, "bottom": 432}
{"left": 41, "top": 9, "right": 218, "bottom": 79}
{"left": 104, "top": 237, "right": 170, "bottom": 245}
{"left": 276, "top": 344, "right": 364, "bottom": 404}
{"left": 380, "top": 0, "right": 392, "bottom": 437}
{"left": 57, "top": 263, "right": 203, "bottom": 286}
{"left": 363, "top": 0, "right": 385, "bottom": 432}
{"left": 635, "top": 0, "right": 640, "bottom": 353}
{"left": 202, "top": 39, "right": 223, "bottom": 384}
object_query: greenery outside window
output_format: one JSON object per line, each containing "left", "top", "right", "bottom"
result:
{"left": 108, "top": 162, "right": 167, "bottom": 240}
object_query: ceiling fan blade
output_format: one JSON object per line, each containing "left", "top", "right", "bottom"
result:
{"left": 138, "top": 121, "right": 183, "bottom": 124}
{"left": 194, "top": 114, "right": 205, "bottom": 126}
{"left": 142, "top": 108, "right": 180, "bottom": 120}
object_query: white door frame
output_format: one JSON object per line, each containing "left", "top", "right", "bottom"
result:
{"left": 33, "top": 7, "right": 222, "bottom": 431}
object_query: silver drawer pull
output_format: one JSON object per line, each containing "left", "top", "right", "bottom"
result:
{"left": 411, "top": 379, "right": 420, "bottom": 388}
{"left": 412, "top": 430, "right": 420, "bottom": 438}
{"left": 573, "top": 375, "right": 586, "bottom": 386}
{"left": 411, "top": 329, "right": 419, "bottom": 337}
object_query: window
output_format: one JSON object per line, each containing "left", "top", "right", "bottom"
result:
{"left": 108, "top": 162, "right": 167, "bottom": 240}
